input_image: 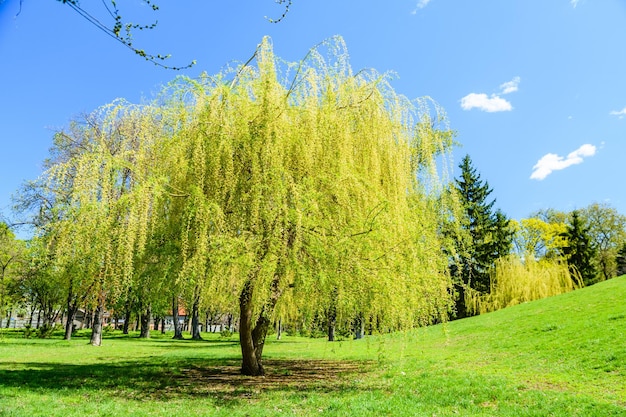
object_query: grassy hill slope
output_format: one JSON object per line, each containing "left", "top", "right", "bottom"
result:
{"left": 0, "top": 276, "right": 624, "bottom": 416}
{"left": 373, "top": 274, "right": 626, "bottom": 416}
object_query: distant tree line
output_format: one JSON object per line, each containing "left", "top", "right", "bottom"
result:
{"left": 445, "top": 155, "right": 626, "bottom": 317}
{"left": 5, "top": 151, "right": 624, "bottom": 343}
{"left": 3, "top": 143, "right": 625, "bottom": 340}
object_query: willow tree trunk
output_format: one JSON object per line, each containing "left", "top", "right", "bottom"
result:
{"left": 191, "top": 291, "right": 202, "bottom": 340}
{"left": 122, "top": 294, "right": 132, "bottom": 334}
{"left": 64, "top": 303, "right": 78, "bottom": 341}
{"left": 327, "top": 287, "right": 338, "bottom": 342}
{"left": 139, "top": 304, "right": 151, "bottom": 339}
{"left": 122, "top": 309, "right": 131, "bottom": 334}
{"left": 251, "top": 313, "right": 272, "bottom": 364}
{"left": 239, "top": 280, "right": 263, "bottom": 376}
{"left": 90, "top": 300, "right": 104, "bottom": 346}
{"left": 85, "top": 308, "right": 93, "bottom": 329}
{"left": 327, "top": 318, "right": 336, "bottom": 342}
{"left": 239, "top": 274, "right": 283, "bottom": 376}
{"left": 64, "top": 279, "right": 77, "bottom": 340}
{"left": 28, "top": 305, "right": 35, "bottom": 327}
{"left": 354, "top": 313, "right": 365, "bottom": 340}
{"left": 172, "top": 296, "right": 183, "bottom": 340}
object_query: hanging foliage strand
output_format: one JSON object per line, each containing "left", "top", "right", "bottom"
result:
{"left": 37, "top": 36, "right": 458, "bottom": 374}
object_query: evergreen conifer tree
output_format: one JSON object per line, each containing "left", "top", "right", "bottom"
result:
{"left": 449, "top": 155, "right": 513, "bottom": 317}
{"left": 561, "top": 210, "right": 597, "bottom": 286}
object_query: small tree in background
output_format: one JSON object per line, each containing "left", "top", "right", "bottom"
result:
{"left": 465, "top": 255, "right": 581, "bottom": 315}
{"left": 579, "top": 203, "right": 626, "bottom": 282}
{"left": 0, "top": 223, "right": 25, "bottom": 327}
{"left": 512, "top": 217, "right": 567, "bottom": 261}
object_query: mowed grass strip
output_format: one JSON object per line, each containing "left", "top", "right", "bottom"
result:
{"left": 0, "top": 277, "right": 624, "bottom": 416}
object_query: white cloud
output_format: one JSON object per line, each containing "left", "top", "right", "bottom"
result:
{"left": 460, "top": 93, "right": 512, "bottom": 112}
{"left": 411, "top": 0, "right": 432, "bottom": 13}
{"left": 571, "top": 0, "right": 580, "bottom": 7}
{"left": 530, "top": 144, "right": 597, "bottom": 180}
{"left": 610, "top": 107, "right": 626, "bottom": 119}
{"left": 499, "top": 76, "right": 521, "bottom": 94}
{"left": 460, "top": 77, "right": 520, "bottom": 112}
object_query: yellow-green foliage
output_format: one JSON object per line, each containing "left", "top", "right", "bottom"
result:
{"left": 0, "top": 224, "right": 25, "bottom": 317}
{"left": 466, "top": 255, "right": 582, "bottom": 315}
{"left": 512, "top": 218, "right": 567, "bottom": 260}
{"left": 152, "top": 36, "right": 459, "bottom": 330}
{"left": 41, "top": 101, "right": 168, "bottom": 302}
{"left": 40, "top": 36, "right": 458, "bottom": 332}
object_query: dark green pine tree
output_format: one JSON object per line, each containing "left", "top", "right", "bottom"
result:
{"left": 492, "top": 209, "right": 514, "bottom": 259}
{"left": 561, "top": 210, "right": 597, "bottom": 286}
{"left": 449, "top": 155, "right": 513, "bottom": 317}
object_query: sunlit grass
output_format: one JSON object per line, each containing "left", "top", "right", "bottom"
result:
{"left": 1, "top": 276, "right": 625, "bottom": 416}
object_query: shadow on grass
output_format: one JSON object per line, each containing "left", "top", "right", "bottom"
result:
{"left": 97, "top": 336, "right": 243, "bottom": 349}
{"left": 0, "top": 356, "right": 374, "bottom": 406}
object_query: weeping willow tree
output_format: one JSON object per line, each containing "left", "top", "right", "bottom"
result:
{"left": 465, "top": 254, "right": 583, "bottom": 315}
{"left": 32, "top": 36, "right": 457, "bottom": 375}
{"left": 39, "top": 101, "right": 168, "bottom": 345}
{"left": 158, "top": 37, "right": 457, "bottom": 375}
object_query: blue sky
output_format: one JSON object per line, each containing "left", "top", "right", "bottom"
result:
{"left": 1, "top": 0, "right": 625, "bottom": 234}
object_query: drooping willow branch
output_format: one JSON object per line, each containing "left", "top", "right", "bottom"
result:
{"left": 49, "top": 0, "right": 292, "bottom": 70}
{"left": 58, "top": 0, "right": 195, "bottom": 70}
{"left": 265, "top": 0, "right": 292, "bottom": 24}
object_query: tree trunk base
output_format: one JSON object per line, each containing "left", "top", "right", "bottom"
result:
{"left": 241, "top": 362, "right": 265, "bottom": 376}
{"left": 90, "top": 303, "right": 104, "bottom": 346}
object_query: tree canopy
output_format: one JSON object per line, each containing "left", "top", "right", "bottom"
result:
{"left": 579, "top": 203, "right": 626, "bottom": 281}
{"left": 27, "top": 36, "right": 457, "bottom": 375}
{"left": 0, "top": 222, "right": 25, "bottom": 325}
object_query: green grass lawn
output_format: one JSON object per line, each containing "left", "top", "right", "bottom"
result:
{"left": 1, "top": 277, "right": 625, "bottom": 416}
